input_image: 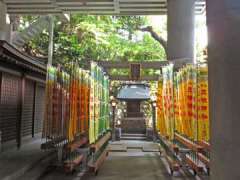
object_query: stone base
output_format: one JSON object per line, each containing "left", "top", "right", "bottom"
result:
{"left": 146, "top": 128, "right": 154, "bottom": 141}
{"left": 121, "top": 117, "right": 146, "bottom": 134}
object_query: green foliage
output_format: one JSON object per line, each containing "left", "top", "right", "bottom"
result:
{"left": 20, "top": 15, "right": 166, "bottom": 67}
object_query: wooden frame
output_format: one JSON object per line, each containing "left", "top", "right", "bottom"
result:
{"left": 130, "top": 63, "right": 141, "bottom": 80}
{"left": 88, "top": 145, "right": 109, "bottom": 175}
{"left": 197, "top": 153, "right": 210, "bottom": 167}
{"left": 90, "top": 132, "right": 111, "bottom": 153}
{"left": 198, "top": 140, "right": 210, "bottom": 151}
{"left": 67, "top": 136, "right": 88, "bottom": 153}
{"left": 174, "top": 133, "right": 203, "bottom": 153}
{"left": 88, "top": 132, "right": 111, "bottom": 175}
{"left": 64, "top": 155, "right": 84, "bottom": 173}
{"left": 109, "top": 75, "right": 159, "bottom": 81}
{"left": 185, "top": 155, "right": 204, "bottom": 175}
{"left": 3, "top": 0, "right": 205, "bottom": 15}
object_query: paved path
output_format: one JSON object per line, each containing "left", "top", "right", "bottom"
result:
{"left": 83, "top": 155, "right": 191, "bottom": 180}
{"left": 0, "top": 137, "right": 51, "bottom": 180}
{"left": 41, "top": 140, "right": 199, "bottom": 180}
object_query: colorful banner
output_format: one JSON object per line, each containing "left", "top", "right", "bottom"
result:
{"left": 43, "top": 64, "right": 91, "bottom": 142}
{"left": 156, "top": 64, "right": 209, "bottom": 143}
{"left": 89, "top": 62, "right": 110, "bottom": 144}
{"left": 197, "top": 66, "right": 209, "bottom": 142}
{"left": 162, "top": 64, "right": 174, "bottom": 140}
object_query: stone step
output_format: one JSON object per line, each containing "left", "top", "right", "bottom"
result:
{"left": 109, "top": 144, "right": 128, "bottom": 152}
{"left": 123, "top": 118, "right": 146, "bottom": 120}
{"left": 120, "top": 136, "right": 147, "bottom": 141}
{"left": 121, "top": 133, "right": 146, "bottom": 137}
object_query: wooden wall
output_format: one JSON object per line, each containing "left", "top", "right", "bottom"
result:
{"left": 0, "top": 71, "right": 45, "bottom": 148}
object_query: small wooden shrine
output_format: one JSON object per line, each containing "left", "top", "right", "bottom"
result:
{"left": 117, "top": 84, "right": 150, "bottom": 134}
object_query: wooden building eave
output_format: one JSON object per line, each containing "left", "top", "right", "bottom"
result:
{"left": 0, "top": 40, "right": 47, "bottom": 76}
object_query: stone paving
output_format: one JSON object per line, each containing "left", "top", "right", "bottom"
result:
{"left": 83, "top": 156, "right": 194, "bottom": 180}
{"left": 0, "top": 138, "right": 209, "bottom": 180}
{"left": 0, "top": 137, "right": 52, "bottom": 180}
{"left": 41, "top": 140, "right": 201, "bottom": 180}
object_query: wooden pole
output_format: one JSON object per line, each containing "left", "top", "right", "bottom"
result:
{"left": 112, "top": 106, "right": 116, "bottom": 141}
{"left": 0, "top": 72, "right": 2, "bottom": 152}
{"left": 31, "top": 82, "right": 37, "bottom": 138}
{"left": 17, "top": 74, "right": 25, "bottom": 149}
{"left": 152, "top": 103, "right": 156, "bottom": 141}
{"left": 47, "top": 15, "right": 54, "bottom": 66}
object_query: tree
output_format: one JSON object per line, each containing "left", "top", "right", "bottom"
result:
{"left": 19, "top": 15, "right": 166, "bottom": 65}
{"left": 139, "top": 26, "right": 167, "bottom": 54}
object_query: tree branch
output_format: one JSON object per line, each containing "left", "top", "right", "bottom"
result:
{"left": 140, "top": 26, "right": 167, "bottom": 53}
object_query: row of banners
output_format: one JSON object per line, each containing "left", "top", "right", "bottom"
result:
{"left": 43, "top": 62, "right": 110, "bottom": 144}
{"left": 89, "top": 62, "right": 110, "bottom": 144}
{"left": 156, "top": 64, "right": 209, "bottom": 142}
{"left": 43, "top": 61, "right": 209, "bottom": 145}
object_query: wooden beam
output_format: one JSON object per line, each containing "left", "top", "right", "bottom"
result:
{"left": 97, "top": 59, "right": 190, "bottom": 69}
{"left": 120, "top": 0, "right": 165, "bottom": 2}
{"left": 7, "top": 4, "right": 54, "bottom": 8}
{"left": 165, "top": 155, "right": 180, "bottom": 174}
{"left": 120, "top": 4, "right": 166, "bottom": 8}
{"left": 121, "top": 8, "right": 166, "bottom": 12}
{"left": 97, "top": 61, "right": 168, "bottom": 69}
{"left": 114, "top": 0, "right": 120, "bottom": 13}
{"left": 174, "top": 132, "right": 203, "bottom": 153}
{"left": 158, "top": 133, "right": 179, "bottom": 154}
{"left": 5, "top": 0, "right": 205, "bottom": 15}
{"left": 90, "top": 132, "right": 111, "bottom": 153}
{"left": 41, "top": 136, "right": 66, "bottom": 150}
{"left": 185, "top": 155, "right": 204, "bottom": 174}
{"left": 64, "top": 154, "right": 84, "bottom": 173}
{"left": 7, "top": 9, "right": 61, "bottom": 13}
{"left": 61, "top": 6, "right": 115, "bottom": 10}
{"left": 5, "top": 0, "right": 51, "bottom": 3}
{"left": 88, "top": 145, "right": 109, "bottom": 175}
{"left": 109, "top": 75, "right": 159, "bottom": 81}
{"left": 57, "top": 2, "right": 114, "bottom": 6}
{"left": 197, "top": 153, "right": 210, "bottom": 167}
{"left": 67, "top": 136, "right": 88, "bottom": 152}
{"left": 198, "top": 140, "right": 210, "bottom": 151}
